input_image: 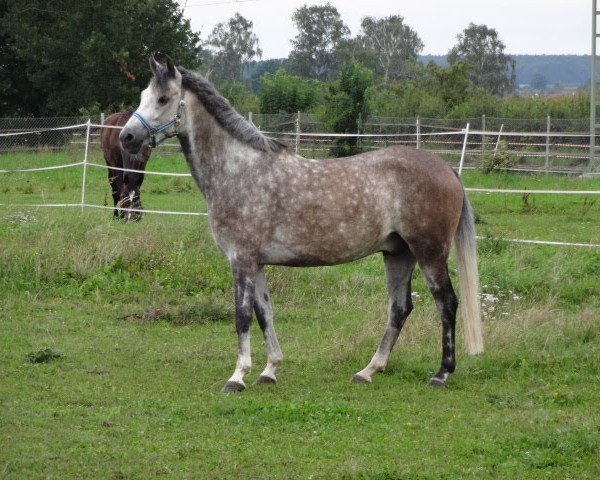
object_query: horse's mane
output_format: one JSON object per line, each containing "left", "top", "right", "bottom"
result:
{"left": 176, "top": 67, "right": 286, "bottom": 153}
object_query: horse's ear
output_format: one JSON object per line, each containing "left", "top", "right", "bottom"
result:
{"left": 149, "top": 55, "right": 159, "bottom": 75}
{"left": 165, "top": 55, "right": 176, "bottom": 78}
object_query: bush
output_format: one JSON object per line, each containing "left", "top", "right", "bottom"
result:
{"left": 219, "top": 82, "right": 259, "bottom": 116}
{"left": 447, "top": 92, "right": 501, "bottom": 118}
{"left": 479, "top": 140, "right": 516, "bottom": 173}
{"left": 325, "top": 60, "right": 373, "bottom": 156}
{"left": 259, "top": 69, "right": 322, "bottom": 114}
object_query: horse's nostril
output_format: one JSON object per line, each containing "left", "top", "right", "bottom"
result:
{"left": 124, "top": 133, "right": 134, "bottom": 143}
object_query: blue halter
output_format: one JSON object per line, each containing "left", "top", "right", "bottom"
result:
{"left": 132, "top": 92, "right": 186, "bottom": 148}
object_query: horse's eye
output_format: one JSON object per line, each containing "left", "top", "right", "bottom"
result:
{"left": 158, "top": 96, "right": 169, "bottom": 105}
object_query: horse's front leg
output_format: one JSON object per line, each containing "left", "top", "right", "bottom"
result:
{"left": 222, "top": 260, "right": 258, "bottom": 393}
{"left": 108, "top": 172, "right": 123, "bottom": 219}
{"left": 253, "top": 267, "right": 283, "bottom": 384}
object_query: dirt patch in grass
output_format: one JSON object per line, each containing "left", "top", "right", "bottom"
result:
{"left": 122, "top": 296, "right": 233, "bottom": 326}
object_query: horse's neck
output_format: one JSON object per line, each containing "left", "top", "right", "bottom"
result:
{"left": 179, "top": 95, "right": 254, "bottom": 203}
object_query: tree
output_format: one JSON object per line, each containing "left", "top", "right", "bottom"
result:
{"left": 287, "top": 3, "right": 350, "bottom": 81}
{"left": 325, "top": 60, "right": 373, "bottom": 156}
{"left": 356, "top": 15, "right": 424, "bottom": 82}
{"left": 447, "top": 23, "right": 515, "bottom": 96}
{"left": 0, "top": 0, "right": 200, "bottom": 116}
{"left": 207, "top": 13, "right": 262, "bottom": 85}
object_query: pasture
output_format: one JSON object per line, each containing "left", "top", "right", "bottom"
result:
{"left": 1, "top": 149, "right": 599, "bottom": 479}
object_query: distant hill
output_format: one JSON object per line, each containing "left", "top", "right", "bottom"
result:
{"left": 419, "top": 54, "right": 590, "bottom": 90}
{"left": 511, "top": 55, "right": 589, "bottom": 87}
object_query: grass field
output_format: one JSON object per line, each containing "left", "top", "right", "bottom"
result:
{"left": 1, "top": 147, "right": 599, "bottom": 479}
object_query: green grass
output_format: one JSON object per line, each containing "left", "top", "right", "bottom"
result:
{"left": 0, "top": 149, "right": 599, "bottom": 479}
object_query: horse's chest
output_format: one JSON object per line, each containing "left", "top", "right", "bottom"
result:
{"left": 207, "top": 201, "right": 270, "bottom": 257}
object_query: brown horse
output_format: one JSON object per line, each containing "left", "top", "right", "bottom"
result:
{"left": 100, "top": 107, "right": 151, "bottom": 220}
{"left": 121, "top": 57, "right": 483, "bottom": 393}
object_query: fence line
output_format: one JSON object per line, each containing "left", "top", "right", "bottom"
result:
{"left": 476, "top": 236, "right": 600, "bottom": 249}
{"left": 86, "top": 162, "right": 193, "bottom": 177}
{"left": 0, "top": 123, "right": 88, "bottom": 137}
{"left": 84, "top": 204, "right": 207, "bottom": 216}
{"left": 465, "top": 188, "right": 600, "bottom": 195}
{"left": 3, "top": 117, "right": 598, "bottom": 172}
{"left": 0, "top": 162, "right": 84, "bottom": 173}
{"left": 1, "top": 120, "right": 598, "bottom": 248}
{"left": 2, "top": 121, "right": 598, "bottom": 184}
{"left": 0, "top": 202, "right": 207, "bottom": 216}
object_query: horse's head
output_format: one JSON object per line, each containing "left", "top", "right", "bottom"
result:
{"left": 120, "top": 56, "right": 185, "bottom": 154}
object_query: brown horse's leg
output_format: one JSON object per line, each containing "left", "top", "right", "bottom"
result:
{"left": 420, "top": 260, "right": 458, "bottom": 387}
{"left": 353, "top": 250, "right": 416, "bottom": 383}
{"left": 108, "top": 171, "right": 123, "bottom": 219}
{"left": 222, "top": 260, "right": 258, "bottom": 393}
{"left": 253, "top": 267, "right": 283, "bottom": 385}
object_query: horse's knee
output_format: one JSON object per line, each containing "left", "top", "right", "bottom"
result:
{"left": 390, "top": 299, "right": 412, "bottom": 329}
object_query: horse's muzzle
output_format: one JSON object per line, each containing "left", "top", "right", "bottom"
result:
{"left": 119, "top": 127, "right": 144, "bottom": 154}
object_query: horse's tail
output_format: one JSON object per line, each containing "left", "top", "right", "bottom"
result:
{"left": 454, "top": 192, "right": 484, "bottom": 355}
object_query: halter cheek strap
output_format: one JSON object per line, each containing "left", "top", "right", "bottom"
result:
{"left": 132, "top": 92, "right": 186, "bottom": 148}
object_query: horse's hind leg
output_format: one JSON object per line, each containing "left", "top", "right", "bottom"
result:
{"left": 419, "top": 260, "right": 458, "bottom": 388}
{"left": 252, "top": 267, "right": 283, "bottom": 385}
{"left": 353, "top": 250, "right": 416, "bottom": 383}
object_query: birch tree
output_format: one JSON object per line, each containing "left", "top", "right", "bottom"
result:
{"left": 207, "top": 13, "right": 262, "bottom": 85}
{"left": 287, "top": 3, "right": 350, "bottom": 81}
{"left": 357, "top": 15, "right": 424, "bottom": 82}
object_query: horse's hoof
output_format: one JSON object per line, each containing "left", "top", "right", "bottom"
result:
{"left": 254, "top": 375, "right": 276, "bottom": 385}
{"left": 352, "top": 373, "right": 371, "bottom": 384}
{"left": 221, "top": 381, "right": 245, "bottom": 393}
{"left": 428, "top": 377, "right": 447, "bottom": 388}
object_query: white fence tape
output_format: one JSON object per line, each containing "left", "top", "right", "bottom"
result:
{"left": 86, "top": 162, "right": 193, "bottom": 177}
{"left": 0, "top": 124, "right": 88, "bottom": 137}
{"left": 0, "top": 203, "right": 82, "bottom": 208}
{"left": 477, "top": 236, "right": 600, "bottom": 249}
{"left": 84, "top": 204, "right": 207, "bottom": 216}
{"left": 0, "top": 162, "right": 84, "bottom": 173}
{"left": 467, "top": 129, "right": 591, "bottom": 138}
{"left": 0, "top": 202, "right": 206, "bottom": 216}
{"left": 264, "top": 130, "right": 466, "bottom": 138}
{"left": 1, "top": 121, "right": 598, "bottom": 248}
{"left": 466, "top": 188, "right": 600, "bottom": 195}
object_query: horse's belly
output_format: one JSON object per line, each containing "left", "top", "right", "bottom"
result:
{"left": 260, "top": 230, "right": 386, "bottom": 266}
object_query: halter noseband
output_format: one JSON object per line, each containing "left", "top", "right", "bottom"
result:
{"left": 132, "top": 92, "right": 186, "bottom": 148}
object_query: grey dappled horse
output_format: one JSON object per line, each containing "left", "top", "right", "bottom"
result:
{"left": 120, "top": 57, "right": 483, "bottom": 393}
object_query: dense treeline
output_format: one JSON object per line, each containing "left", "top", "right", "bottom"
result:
{"left": 0, "top": 0, "right": 590, "bottom": 122}
{"left": 0, "top": 0, "right": 200, "bottom": 116}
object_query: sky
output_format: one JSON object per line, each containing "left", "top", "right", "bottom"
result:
{"left": 178, "top": 0, "right": 591, "bottom": 59}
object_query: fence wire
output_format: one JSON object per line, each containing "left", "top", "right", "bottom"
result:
{"left": 1, "top": 114, "right": 598, "bottom": 172}
{"left": 0, "top": 119, "right": 599, "bottom": 248}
